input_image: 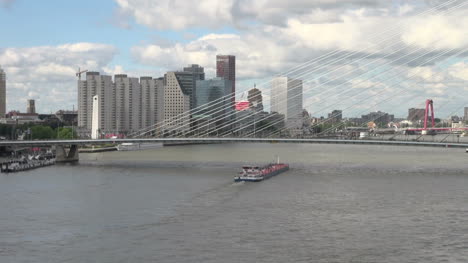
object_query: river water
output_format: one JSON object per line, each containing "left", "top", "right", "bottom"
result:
{"left": 1, "top": 143, "right": 468, "bottom": 262}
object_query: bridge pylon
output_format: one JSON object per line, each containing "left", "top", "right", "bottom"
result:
{"left": 423, "top": 99, "right": 435, "bottom": 131}
{"left": 55, "top": 145, "right": 79, "bottom": 163}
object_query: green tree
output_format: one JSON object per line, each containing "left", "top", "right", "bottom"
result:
{"left": 0, "top": 124, "right": 12, "bottom": 138}
{"left": 57, "top": 127, "right": 76, "bottom": 139}
{"left": 31, "top": 126, "right": 56, "bottom": 140}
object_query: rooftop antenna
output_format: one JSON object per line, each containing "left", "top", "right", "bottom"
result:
{"left": 76, "top": 67, "right": 88, "bottom": 81}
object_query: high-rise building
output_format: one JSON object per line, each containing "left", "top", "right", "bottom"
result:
{"left": 195, "top": 78, "right": 233, "bottom": 132}
{"left": 464, "top": 107, "right": 468, "bottom": 121}
{"left": 183, "top": 64, "right": 205, "bottom": 80}
{"left": 0, "top": 66, "right": 6, "bottom": 117}
{"left": 27, "top": 99, "right": 36, "bottom": 114}
{"left": 141, "top": 77, "right": 164, "bottom": 130}
{"left": 162, "top": 72, "right": 191, "bottom": 135}
{"left": 271, "top": 77, "right": 303, "bottom": 119}
{"left": 248, "top": 87, "right": 263, "bottom": 112}
{"left": 216, "top": 55, "right": 235, "bottom": 107}
{"left": 182, "top": 64, "right": 205, "bottom": 109}
{"left": 114, "top": 74, "right": 141, "bottom": 133}
{"left": 195, "top": 78, "right": 232, "bottom": 109}
{"left": 271, "top": 77, "right": 303, "bottom": 135}
{"left": 78, "top": 71, "right": 161, "bottom": 137}
{"left": 78, "top": 72, "right": 114, "bottom": 133}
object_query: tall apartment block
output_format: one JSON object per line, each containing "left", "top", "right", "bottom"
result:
{"left": 0, "top": 66, "right": 6, "bottom": 117}
{"left": 271, "top": 76, "right": 303, "bottom": 134}
{"left": 216, "top": 55, "right": 235, "bottom": 107}
{"left": 78, "top": 72, "right": 114, "bottom": 133}
{"left": 141, "top": 77, "right": 164, "bottom": 130}
{"left": 115, "top": 74, "right": 141, "bottom": 132}
{"left": 78, "top": 72, "right": 164, "bottom": 137}
{"left": 162, "top": 72, "right": 191, "bottom": 135}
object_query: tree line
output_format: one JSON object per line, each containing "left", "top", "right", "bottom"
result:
{"left": 0, "top": 124, "right": 76, "bottom": 140}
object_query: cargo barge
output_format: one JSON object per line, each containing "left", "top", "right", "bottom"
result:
{"left": 234, "top": 157, "right": 289, "bottom": 182}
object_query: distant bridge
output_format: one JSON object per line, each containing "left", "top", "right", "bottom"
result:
{"left": 1, "top": 138, "right": 467, "bottom": 163}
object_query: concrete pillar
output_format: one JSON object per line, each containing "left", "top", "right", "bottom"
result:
{"left": 55, "top": 145, "right": 79, "bottom": 163}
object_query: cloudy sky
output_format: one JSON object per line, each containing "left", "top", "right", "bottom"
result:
{"left": 0, "top": 0, "right": 467, "bottom": 118}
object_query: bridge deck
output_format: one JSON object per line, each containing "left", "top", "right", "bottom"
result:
{"left": 0, "top": 138, "right": 468, "bottom": 149}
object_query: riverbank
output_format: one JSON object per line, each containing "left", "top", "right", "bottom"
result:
{"left": 79, "top": 146, "right": 117, "bottom": 153}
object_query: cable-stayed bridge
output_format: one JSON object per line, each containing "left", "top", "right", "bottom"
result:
{"left": 1, "top": 138, "right": 468, "bottom": 163}
{"left": 2, "top": 0, "right": 467, "bottom": 163}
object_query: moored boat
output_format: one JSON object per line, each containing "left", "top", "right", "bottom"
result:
{"left": 117, "top": 142, "right": 163, "bottom": 151}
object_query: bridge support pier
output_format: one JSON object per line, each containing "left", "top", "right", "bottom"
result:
{"left": 55, "top": 144, "right": 79, "bottom": 163}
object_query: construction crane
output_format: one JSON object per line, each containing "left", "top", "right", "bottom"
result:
{"left": 76, "top": 67, "right": 88, "bottom": 81}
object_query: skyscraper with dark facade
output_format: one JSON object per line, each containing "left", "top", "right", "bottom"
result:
{"left": 182, "top": 64, "right": 205, "bottom": 109}
{"left": 216, "top": 55, "right": 235, "bottom": 107}
{"left": 248, "top": 87, "right": 263, "bottom": 112}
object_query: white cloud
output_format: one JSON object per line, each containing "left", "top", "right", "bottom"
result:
{"left": 398, "top": 4, "right": 414, "bottom": 16}
{"left": 401, "top": 14, "right": 468, "bottom": 50}
{"left": 0, "top": 43, "right": 118, "bottom": 113}
{"left": 448, "top": 62, "right": 468, "bottom": 81}
{"left": 408, "top": 67, "right": 445, "bottom": 82}
{"left": 131, "top": 33, "right": 289, "bottom": 80}
{"left": 129, "top": 4, "right": 468, "bottom": 117}
{"left": 350, "top": 79, "right": 384, "bottom": 89}
{"left": 114, "top": 0, "right": 392, "bottom": 30}
{"left": 115, "top": 0, "right": 233, "bottom": 30}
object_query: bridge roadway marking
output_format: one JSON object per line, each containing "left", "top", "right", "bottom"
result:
{"left": 0, "top": 138, "right": 467, "bottom": 149}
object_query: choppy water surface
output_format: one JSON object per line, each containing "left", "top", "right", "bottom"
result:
{"left": 1, "top": 143, "right": 468, "bottom": 262}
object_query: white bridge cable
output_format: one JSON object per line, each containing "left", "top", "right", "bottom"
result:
{"left": 222, "top": 2, "right": 468, "bottom": 138}
{"left": 274, "top": 68, "right": 462, "bottom": 138}
{"left": 311, "top": 56, "right": 468, "bottom": 138}
{"left": 313, "top": 97, "right": 426, "bottom": 138}
{"left": 218, "top": 37, "right": 466, "bottom": 137}
{"left": 262, "top": 75, "right": 431, "bottom": 138}
{"left": 313, "top": 89, "right": 446, "bottom": 138}
{"left": 437, "top": 103, "right": 468, "bottom": 142}
{"left": 270, "top": 49, "right": 468, "bottom": 139}
{"left": 213, "top": 44, "right": 445, "bottom": 138}
{"left": 245, "top": 47, "right": 468, "bottom": 138}
{"left": 257, "top": 47, "right": 468, "bottom": 138}
{"left": 179, "top": 0, "right": 467, "bottom": 137}
{"left": 315, "top": 95, "right": 461, "bottom": 140}
{"left": 188, "top": 1, "right": 468, "bottom": 138}
{"left": 316, "top": 97, "right": 426, "bottom": 136}
{"left": 129, "top": 0, "right": 463, "bottom": 138}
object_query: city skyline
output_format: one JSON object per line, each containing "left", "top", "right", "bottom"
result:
{"left": 0, "top": 0, "right": 467, "bottom": 118}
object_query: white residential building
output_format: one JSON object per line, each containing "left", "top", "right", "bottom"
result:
{"left": 78, "top": 72, "right": 164, "bottom": 137}
{"left": 271, "top": 76, "right": 303, "bottom": 135}
{"left": 78, "top": 72, "right": 114, "bottom": 133}
{"left": 141, "top": 77, "right": 164, "bottom": 132}
{"left": 114, "top": 74, "right": 141, "bottom": 133}
{"left": 163, "top": 72, "right": 191, "bottom": 135}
